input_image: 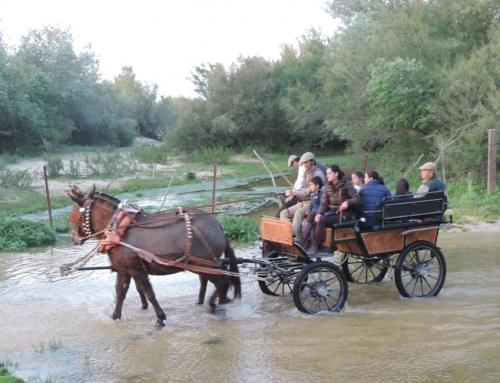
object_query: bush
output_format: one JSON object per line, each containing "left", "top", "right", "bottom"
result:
{"left": 131, "top": 144, "right": 169, "bottom": 165}
{"left": 189, "top": 145, "right": 235, "bottom": 165}
{"left": 0, "top": 170, "right": 34, "bottom": 187}
{"left": 185, "top": 171, "right": 196, "bottom": 181}
{"left": 46, "top": 155, "right": 64, "bottom": 178}
{"left": 216, "top": 214, "right": 259, "bottom": 242}
{"left": 0, "top": 214, "right": 56, "bottom": 251}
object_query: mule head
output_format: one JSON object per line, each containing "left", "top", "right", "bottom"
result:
{"left": 68, "top": 184, "right": 96, "bottom": 245}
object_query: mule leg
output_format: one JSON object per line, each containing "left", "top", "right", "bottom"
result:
{"left": 112, "top": 272, "right": 131, "bottom": 320}
{"left": 197, "top": 275, "right": 208, "bottom": 305}
{"left": 133, "top": 274, "right": 167, "bottom": 327}
{"left": 133, "top": 279, "right": 148, "bottom": 310}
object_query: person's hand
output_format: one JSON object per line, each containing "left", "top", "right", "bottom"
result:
{"left": 339, "top": 201, "right": 349, "bottom": 211}
{"left": 314, "top": 214, "right": 321, "bottom": 223}
{"left": 285, "top": 196, "right": 294, "bottom": 203}
{"left": 285, "top": 189, "right": 295, "bottom": 197}
{"left": 305, "top": 210, "right": 309, "bottom": 216}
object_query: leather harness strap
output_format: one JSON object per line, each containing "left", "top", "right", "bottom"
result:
{"left": 93, "top": 204, "right": 223, "bottom": 275}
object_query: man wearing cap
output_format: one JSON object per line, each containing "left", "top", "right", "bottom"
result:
{"left": 280, "top": 152, "right": 326, "bottom": 237}
{"left": 288, "top": 155, "right": 305, "bottom": 191}
{"left": 275, "top": 155, "right": 306, "bottom": 218}
{"left": 415, "top": 162, "right": 447, "bottom": 198}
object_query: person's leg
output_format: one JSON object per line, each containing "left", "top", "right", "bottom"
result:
{"left": 279, "top": 201, "right": 303, "bottom": 222}
{"left": 309, "top": 214, "right": 341, "bottom": 255}
{"left": 292, "top": 201, "right": 310, "bottom": 237}
{"left": 295, "top": 212, "right": 315, "bottom": 247}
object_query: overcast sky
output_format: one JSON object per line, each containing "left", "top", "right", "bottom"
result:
{"left": 0, "top": 0, "right": 338, "bottom": 98}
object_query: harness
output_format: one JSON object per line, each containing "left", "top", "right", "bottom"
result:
{"left": 68, "top": 201, "right": 224, "bottom": 276}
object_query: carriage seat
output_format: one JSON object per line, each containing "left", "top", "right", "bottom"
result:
{"left": 369, "top": 192, "right": 448, "bottom": 232}
{"left": 332, "top": 219, "right": 358, "bottom": 229}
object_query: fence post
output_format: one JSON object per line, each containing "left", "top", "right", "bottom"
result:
{"left": 43, "top": 165, "right": 53, "bottom": 227}
{"left": 487, "top": 129, "right": 497, "bottom": 194}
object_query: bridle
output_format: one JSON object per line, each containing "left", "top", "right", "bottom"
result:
{"left": 69, "top": 199, "right": 94, "bottom": 245}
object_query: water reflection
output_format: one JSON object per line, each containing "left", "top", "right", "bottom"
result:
{"left": 1, "top": 230, "right": 500, "bottom": 382}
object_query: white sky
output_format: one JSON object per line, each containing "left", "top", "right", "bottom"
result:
{"left": 0, "top": 0, "right": 338, "bottom": 98}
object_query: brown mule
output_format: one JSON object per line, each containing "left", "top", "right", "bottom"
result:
{"left": 67, "top": 185, "right": 241, "bottom": 327}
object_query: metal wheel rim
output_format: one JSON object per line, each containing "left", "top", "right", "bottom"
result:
{"left": 342, "top": 254, "right": 388, "bottom": 284}
{"left": 296, "top": 266, "right": 345, "bottom": 314}
{"left": 399, "top": 245, "right": 444, "bottom": 297}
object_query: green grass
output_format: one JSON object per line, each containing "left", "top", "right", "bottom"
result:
{"left": 0, "top": 188, "right": 69, "bottom": 216}
{"left": 0, "top": 214, "right": 57, "bottom": 252}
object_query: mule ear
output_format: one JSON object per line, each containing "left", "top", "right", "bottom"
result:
{"left": 68, "top": 193, "right": 83, "bottom": 206}
{"left": 88, "top": 184, "right": 96, "bottom": 199}
{"left": 70, "top": 185, "right": 85, "bottom": 198}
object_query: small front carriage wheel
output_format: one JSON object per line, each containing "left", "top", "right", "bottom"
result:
{"left": 258, "top": 250, "right": 298, "bottom": 296}
{"left": 293, "top": 261, "right": 348, "bottom": 314}
{"left": 394, "top": 241, "right": 446, "bottom": 298}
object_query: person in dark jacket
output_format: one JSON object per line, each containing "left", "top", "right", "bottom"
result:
{"left": 415, "top": 162, "right": 447, "bottom": 197}
{"left": 295, "top": 165, "right": 361, "bottom": 255}
{"left": 359, "top": 170, "right": 391, "bottom": 228}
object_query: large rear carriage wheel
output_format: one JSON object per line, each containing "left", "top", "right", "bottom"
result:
{"left": 293, "top": 261, "right": 348, "bottom": 314}
{"left": 395, "top": 241, "right": 446, "bottom": 298}
{"left": 341, "top": 253, "right": 388, "bottom": 284}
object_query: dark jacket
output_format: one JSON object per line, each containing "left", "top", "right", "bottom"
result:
{"left": 316, "top": 176, "right": 361, "bottom": 216}
{"left": 307, "top": 187, "right": 323, "bottom": 214}
{"left": 359, "top": 179, "right": 391, "bottom": 227}
{"left": 415, "top": 177, "right": 447, "bottom": 198}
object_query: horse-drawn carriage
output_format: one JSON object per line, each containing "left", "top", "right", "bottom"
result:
{"left": 64, "top": 186, "right": 449, "bottom": 325}
{"left": 253, "top": 191, "right": 450, "bottom": 314}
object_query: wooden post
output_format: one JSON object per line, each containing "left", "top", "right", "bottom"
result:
{"left": 488, "top": 129, "right": 497, "bottom": 194}
{"left": 43, "top": 165, "right": 53, "bottom": 227}
{"left": 212, "top": 157, "right": 217, "bottom": 213}
{"left": 361, "top": 154, "right": 368, "bottom": 173}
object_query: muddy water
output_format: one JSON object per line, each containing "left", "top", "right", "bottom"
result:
{"left": 1, "top": 230, "right": 500, "bottom": 382}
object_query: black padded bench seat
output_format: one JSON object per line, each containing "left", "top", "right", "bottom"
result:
{"left": 367, "top": 192, "right": 447, "bottom": 232}
{"left": 332, "top": 220, "right": 358, "bottom": 229}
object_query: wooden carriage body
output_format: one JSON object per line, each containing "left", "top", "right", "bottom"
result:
{"left": 261, "top": 192, "right": 448, "bottom": 259}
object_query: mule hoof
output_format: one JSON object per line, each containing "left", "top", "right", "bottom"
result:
{"left": 141, "top": 304, "right": 148, "bottom": 310}
{"left": 111, "top": 314, "right": 121, "bottom": 320}
{"left": 195, "top": 302, "right": 204, "bottom": 306}
{"left": 209, "top": 303, "right": 217, "bottom": 313}
{"left": 155, "top": 319, "right": 165, "bottom": 328}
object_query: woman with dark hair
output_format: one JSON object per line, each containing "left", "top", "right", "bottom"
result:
{"left": 351, "top": 171, "right": 364, "bottom": 191}
{"left": 296, "top": 165, "right": 361, "bottom": 255}
{"left": 394, "top": 178, "right": 413, "bottom": 199}
{"left": 359, "top": 170, "right": 391, "bottom": 228}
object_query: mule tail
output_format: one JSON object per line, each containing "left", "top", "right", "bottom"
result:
{"left": 225, "top": 238, "right": 241, "bottom": 300}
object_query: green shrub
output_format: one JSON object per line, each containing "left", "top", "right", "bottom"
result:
{"left": 131, "top": 144, "right": 169, "bottom": 165}
{"left": 217, "top": 214, "right": 259, "bottom": 242}
{"left": 189, "top": 145, "right": 235, "bottom": 165}
{"left": 115, "top": 118, "right": 137, "bottom": 147}
{"left": 46, "top": 155, "right": 64, "bottom": 178}
{"left": 0, "top": 214, "right": 56, "bottom": 251}
{"left": 0, "top": 170, "right": 34, "bottom": 187}
{"left": 185, "top": 171, "right": 196, "bottom": 181}
{"left": 66, "top": 159, "right": 82, "bottom": 178}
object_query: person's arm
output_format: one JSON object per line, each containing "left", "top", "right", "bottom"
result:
{"left": 414, "top": 184, "right": 429, "bottom": 198}
{"left": 340, "top": 182, "right": 361, "bottom": 210}
{"left": 293, "top": 165, "right": 305, "bottom": 190}
{"left": 315, "top": 185, "right": 329, "bottom": 215}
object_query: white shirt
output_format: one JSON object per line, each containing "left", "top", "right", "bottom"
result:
{"left": 294, "top": 165, "right": 306, "bottom": 190}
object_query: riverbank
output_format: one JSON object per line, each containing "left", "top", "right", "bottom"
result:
{"left": 1, "top": 141, "right": 499, "bottom": 228}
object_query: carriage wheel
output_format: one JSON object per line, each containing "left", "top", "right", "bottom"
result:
{"left": 293, "top": 261, "right": 348, "bottom": 314}
{"left": 341, "top": 253, "right": 388, "bottom": 284}
{"left": 395, "top": 241, "right": 446, "bottom": 298}
{"left": 258, "top": 250, "right": 299, "bottom": 296}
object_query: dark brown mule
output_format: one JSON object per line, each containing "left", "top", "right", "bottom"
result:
{"left": 68, "top": 185, "right": 241, "bottom": 327}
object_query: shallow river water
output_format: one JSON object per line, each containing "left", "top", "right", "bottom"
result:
{"left": 1, "top": 227, "right": 500, "bottom": 382}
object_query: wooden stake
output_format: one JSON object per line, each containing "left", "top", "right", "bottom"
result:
{"left": 43, "top": 165, "right": 53, "bottom": 227}
{"left": 253, "top": 150, "right": 282, "bottom": 207}
{"left": 488, "top": 129, "right": 497, "bottom": 194}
